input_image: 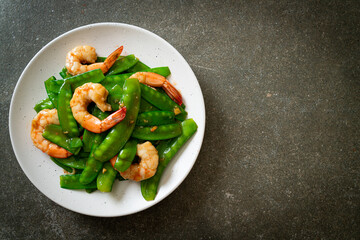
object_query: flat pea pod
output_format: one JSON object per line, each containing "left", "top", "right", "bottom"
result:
{"left": 58, "top": 82, "right": 79, "bottom": 137}
{"left": 97, "top": 162, "right": 118, "bottom": 192}
{"left": 34, "top": 98, "right": 54, "bottom": 113}
{"left": 132, "top": 123, "right": 182, "bottom": 140}
{"left": 66, "top": 69, "right": 105, "bottom": 91}
{"left": 60, "top": 174, "right": 97, "bottom": 189}
{"left": 82, "top": 129, "right": 95, "bottom": 152}
{"left": 107, "top": 54, "right": 138, "bottom": 76}
{"left": 141, "top": 119, "right": 198, "bottom": 201}
{"left": 50, "top": 157, "right": 73, "bottom": 173}
{"left": 126, "top": 60, "right": 150, "bottom": 72}
{"left": 44, "top": 76, "right": 64, "bottom": 108}
{"left": 52, "top": 156, "right": 87, "bottom": 170}
{"left": 136, "top": 111, "right": 175, "bottom": 126}
{"left": 114, "top": 139, "right": 137, "bottom": 172}
{"left": 42, "top": 124, "right": 83, "bottom": 154}
{"left": 80, "top": 145, "right": 104, "bottom": 184}
{"left": 140, "top": 83, "right": 187, "bottom": 121}
{"left": 139, "top": 98, "right": 159, "bottom": 113}
{"left": 93, "top": 78, "right": 141, "bottom": 162}
{"left": 145, "top": 67, "right": 171, "bottom": 77}
{"left": 101, "top": 74, "right": 130, "bottom": 91}
{"left": 107, "top": 84, "right": 123, "bottom": 111}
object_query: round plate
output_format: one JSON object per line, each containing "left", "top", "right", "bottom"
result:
{"left": 9, "top": 23, "right": 205, "bottom": 217}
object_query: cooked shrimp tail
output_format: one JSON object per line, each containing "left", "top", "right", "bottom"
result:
{"left": 130, "top": 72, "right": 183, "bottom": 106}
{"left": 103, "top": 46, "right": 123, "bottom": 71}
{"left": 163, "top": 80, "right": 183, "bottom": 106}
{"left": 99, "top": 107, "right": 127, "bottom": 132}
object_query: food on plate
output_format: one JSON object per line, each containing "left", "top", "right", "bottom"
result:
{"left": 66, "top": 45, "right": 123, "bottom": 75}
{"left": 31, "top": 45, "right": 197, "bottom": 200}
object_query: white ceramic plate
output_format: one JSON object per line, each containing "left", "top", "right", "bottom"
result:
{"left": 9, "top": 23, "right": 205, "bottom": 217}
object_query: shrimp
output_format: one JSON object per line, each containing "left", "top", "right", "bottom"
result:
{"left": 130, "top": 72, "right": 183, "bottom": 106}
{"left": 110, "top": 141, "right": 159, "bottom": 181}
{"left": 66, "top": 45, "right": 123, "bottom": 75}
{"left": 31, "top": 109, "right": 72, "bottom": 158}
{"left": 70, "top": 82, "right": 126, "bottom": 133}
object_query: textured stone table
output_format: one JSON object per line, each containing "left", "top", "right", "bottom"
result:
{"left": 1, "top": 1, "right": 359, "bottom": 239}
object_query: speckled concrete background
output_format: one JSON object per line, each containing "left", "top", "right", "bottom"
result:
{"left": 1, "top": 0, "right": 359, "bottom": 239}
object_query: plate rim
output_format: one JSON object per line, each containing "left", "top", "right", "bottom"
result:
{"left": 9, "top": 22, "right": 206, "bottom": 217}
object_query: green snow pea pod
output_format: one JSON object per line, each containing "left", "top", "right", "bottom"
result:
{"left": 107, "top": 84, "right": 123, "bottom": 111}
{"left": 141, "top": 118, "right": 198, "bottom": 201}
{"left": 85, "top": 188, "right": 97, "bottom": 193}
{"left": 136, "top": 111, "right": 175, "bottom": 126}
{"left": 57, "top": 82, "right": 79, "bottom": 137}
{"left": 93, "top": 78, "right": 141, "bottom": 162}
{"left": 44, "top": 76, "right": 64, "bottom": 108}
{"left": 144, "top": 67, "right": 171, "bottom": 77}
{"left": 132, "top": 123, "right": 182, "bottom": 140}
{"left": 97, "top": 162, "right": 118, "bottom": 192}
{"left": 80, "top": 144, "right": 104, "bottom": 184}
{"left": 126, "top": 60, "right": 150, "bottom": 72}
{"left": 96, "top": 56, "right": 107, "bottom": 62}
{"left": 52, "top": 156, "right": 87, "bottom": 170}
{"left": 140, "top": 84, "right": 187, "bottom": 121}
{"left": 59, "top": 67, "right": 72, "bottom": 79}
{"left": 42, "top": 124, "right": 83, "bottom": 154}
{"left": 107, "top": 54, "right": 138, "bottom": 76}
{"left": 139, "top": 98, "right": 159, "bottom": 113}
{"left": 114, "top": 139, "right": 137, "bottom": 172}
{"left": 50, "top": 157, "right": 73, "bottom": 173}
{"left": 60, "top": 174, "right": 97, "bottom": 189}
{"left": 34, "top": 98, "right": 54, "bottom": 113}
{"left": 101, "top": 74, "right": 130, "bottom": 91}
{"left": 66, "top": 69, "right": 105, "bottom": 91}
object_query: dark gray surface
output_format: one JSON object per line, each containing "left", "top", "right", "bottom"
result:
{"left": 1, "top": 0, "right": 359, "bottom": 239}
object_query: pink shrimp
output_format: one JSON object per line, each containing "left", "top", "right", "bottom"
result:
{"left": 130, "top": 72, "right": 183, "bottom": 106}
{"left": 30, "top": 109, "right": 72, "bottom": 158}
{"left": 70, "top": 82, "right": 126, "bottom": 133}
{"left": 66, "top": 45, "right": 123, "bottom": 75}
